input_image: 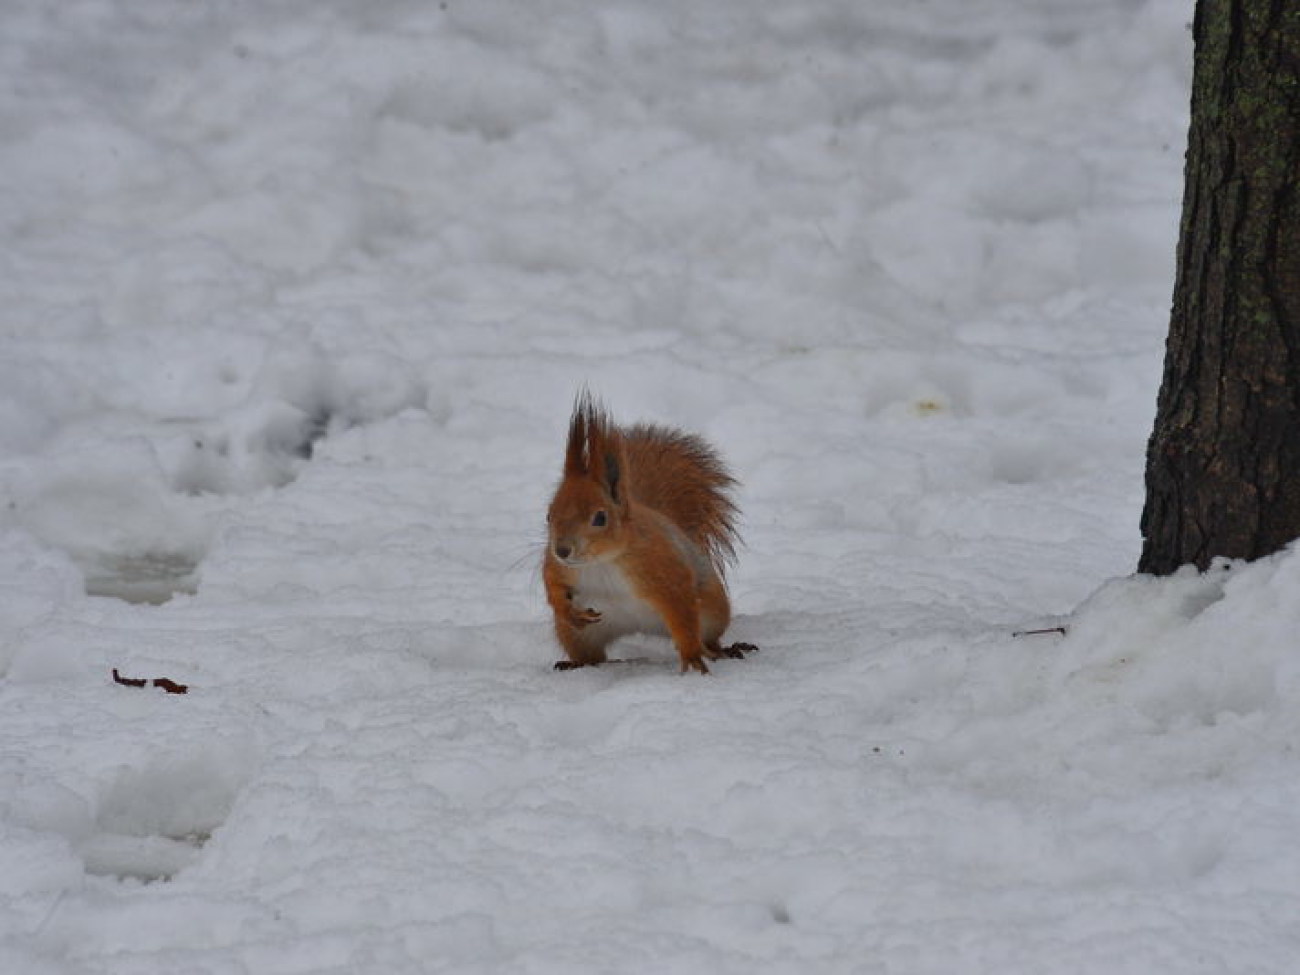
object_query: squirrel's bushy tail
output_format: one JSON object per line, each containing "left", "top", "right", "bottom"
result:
{"left": 624, "top": 421, "right": 739, "bottom": 574}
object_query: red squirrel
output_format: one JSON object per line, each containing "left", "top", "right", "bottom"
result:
{"left": 543, "top": 392, "right": 757, "bottom": 673}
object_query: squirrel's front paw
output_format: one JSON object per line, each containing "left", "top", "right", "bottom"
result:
{"left": 569, "top": 607, "right": 602, "bottom": 628}
{"left": 679, "top": 654, "right": 711, "bottom": 675}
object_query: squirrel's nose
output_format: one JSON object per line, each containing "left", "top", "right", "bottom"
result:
{"left": 555, "top": 543, "right": 572, "bottom": 560}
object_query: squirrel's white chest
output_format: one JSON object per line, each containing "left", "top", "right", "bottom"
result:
{"left": 571, "top": 561, "right": 666, "bottom": 637}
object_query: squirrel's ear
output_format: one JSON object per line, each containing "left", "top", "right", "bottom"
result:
{"left": 603, "top": 449, "right": 621, "bottom": 503}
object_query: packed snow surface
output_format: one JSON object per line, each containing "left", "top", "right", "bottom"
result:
{"left": 5, "top": 0, "right": 1298, "bottom": 972}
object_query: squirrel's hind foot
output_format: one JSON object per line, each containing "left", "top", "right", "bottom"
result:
{"left": 703, "top": 641, "right": 758, "bottom": 661}
{"left": 554, "top": 659, "right": 593, "bottom": 671}
{"left": 715, "top": 641, "right": 758, "bottom": 659}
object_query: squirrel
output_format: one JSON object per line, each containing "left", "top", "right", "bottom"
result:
{"left": 543, "top": 391, "right": 757, "bottom": 674}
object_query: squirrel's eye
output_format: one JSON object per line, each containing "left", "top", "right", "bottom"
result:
{"left": 591, "top": 510, "right": 608, "bottom": 528}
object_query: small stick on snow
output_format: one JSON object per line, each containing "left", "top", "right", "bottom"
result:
{"left": 1011, "top": 626, "right": 1068, "bottom": 638}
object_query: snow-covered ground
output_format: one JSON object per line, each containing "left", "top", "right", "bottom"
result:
{"left": 5, "top": 0, "right": 1297, "bottom": 971}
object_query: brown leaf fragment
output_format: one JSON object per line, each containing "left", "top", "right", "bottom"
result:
{"left": 111, "top": 669, "right": 189, "bottom": 694}
{"left": 112, "top": 668, "right": 147, "bottom": 688}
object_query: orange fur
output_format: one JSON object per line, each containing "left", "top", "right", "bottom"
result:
{"left": 543, "top": 392, "right": 755, "bottom": 674}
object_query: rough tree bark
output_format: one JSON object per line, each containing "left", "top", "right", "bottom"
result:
{"left": 1139, "top": 0, "right": 1300, "bottom": 574}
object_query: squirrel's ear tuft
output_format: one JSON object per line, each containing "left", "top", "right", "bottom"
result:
{"left": 564, "top": 399, "right": 589, "bottom": 475}
{"left": 566, "top": 388, "right": 613, "bottom": 478}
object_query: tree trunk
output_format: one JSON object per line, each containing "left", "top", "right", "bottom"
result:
{"left": 1139, "top": 0, "right": 1300, "bottom": 575}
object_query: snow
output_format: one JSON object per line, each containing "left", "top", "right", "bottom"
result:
{"left": 4, "top": 0, "right": 1297, "bottom": 971}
